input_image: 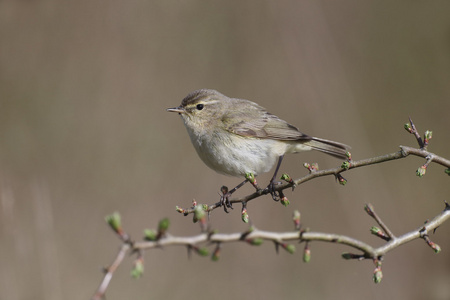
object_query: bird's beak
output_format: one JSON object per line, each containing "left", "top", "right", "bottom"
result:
{"left": 167, "top": 106, "right": 185, "bottom": 114}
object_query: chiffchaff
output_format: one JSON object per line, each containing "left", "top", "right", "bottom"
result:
{"left": 167, "top": 89, "right": 350, "bottom": 209}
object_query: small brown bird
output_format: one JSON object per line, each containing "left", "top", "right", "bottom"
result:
{"left": 168, "top": 89, "right": 350, "bottom": 209}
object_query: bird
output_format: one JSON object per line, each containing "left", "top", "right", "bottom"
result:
{"left": 167, "top": 89, "right": 350, "bottom": 210}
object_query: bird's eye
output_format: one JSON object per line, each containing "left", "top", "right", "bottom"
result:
{"left": 196, "top": 104, "right": 204, "bottom": 110}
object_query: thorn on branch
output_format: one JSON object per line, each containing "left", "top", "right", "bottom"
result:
{"left": 274, "top": 241, "right": 279, "bottom": 254}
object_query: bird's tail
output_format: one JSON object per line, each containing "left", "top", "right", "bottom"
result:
{"left": 304, "top": 137, "right": 351, "bottom": 159}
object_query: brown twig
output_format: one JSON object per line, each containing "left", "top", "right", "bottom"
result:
{"left": 373, "top": 201, "right": 449, "bottom": 256}
{"left": 134, "top": 202, "right": 450, "bottom": 258}
{"left": 177, "top": 145, "right": 450, "bottom": 215}
{"left": 92, "top": 119, "right": 450, "bottom": 297}
{"left": 92, "top": 202, "right": 450, "bottom": 298}
{"left": 91, "top": 243, "right": 131, "bottom": 300}
{"left": 364, "top": 204, "right": 395, "bottom": 240}
{"left": 407, "top": 117, "right": 424, "bottom": 148}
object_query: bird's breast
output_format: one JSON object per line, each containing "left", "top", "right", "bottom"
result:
{"left": 186, "top": 128, "right": 286, "bottom": 177}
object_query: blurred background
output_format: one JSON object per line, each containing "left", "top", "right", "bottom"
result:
{"left": 1, "top": 1, "right": 450, "bottom": 299}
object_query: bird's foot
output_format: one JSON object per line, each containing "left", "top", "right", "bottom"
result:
{"left": 265, "top": 179, "right": 281, "bottom": 201}
{"left": 220, "top": 186, "right": 233, "bottom": 213}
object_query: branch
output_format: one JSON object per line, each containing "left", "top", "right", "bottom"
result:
{"left": 91, "top": 244, "right": 130, "bottom": 300}
{"left": 176, "top": 118, "right": 449, "bottom": 216}
{"left": 136, "top": 202, "right": 450, "bottom": 258}
{"left": 92, "top": 202, "right": 450, "bottom": 298}
{"left": 91, "top": 119, "right": 450, "bottom": 298}
{"left": 176, "top": 145, "right": 450, "bottom": 216}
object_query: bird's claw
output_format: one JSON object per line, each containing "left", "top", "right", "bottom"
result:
{"left": 220, "top": 192, "right": 233, "bottom": 213}
{"left": 265, "top": 180, "right": 280, "bottom": 201}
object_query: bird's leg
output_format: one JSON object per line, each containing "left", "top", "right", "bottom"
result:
{"left": 266, "top": 155, "right": 284, "bottom": 201}
{"left": 220, "top": 179, "right": 248, "bottom": 213}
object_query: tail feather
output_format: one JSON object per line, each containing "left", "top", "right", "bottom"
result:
{"left": 304, "top": 137, "right": 351, "bottom": 159}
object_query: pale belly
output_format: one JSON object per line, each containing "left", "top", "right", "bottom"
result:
{"left": 189, "top": 132, "right": 287, "bottom": 177}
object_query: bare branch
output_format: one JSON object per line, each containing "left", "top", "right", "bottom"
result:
{"left": 177, "top": 145, "right": 450, "bottom": 216}
{"left": 374, "top": 202, "right": 450, "bottom": 256}
{"left": 133, "top": 202, "right": 450, "bottom": 258}
{"left": 91, "top": 119, "right": 450, "bottom": 297}
{"left": 364, "top": 204, "right": 395, "bottom": 240}
{"left": 92, "top": 202, "right": 450, "bottom": 298}
{"left": 91, "top": 243, "right": 131, "bottom": 300}
{"left": 406, "top": 117, "right": 424, "bottom": 148}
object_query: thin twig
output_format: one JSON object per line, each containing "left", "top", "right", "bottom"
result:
{"left": 365, "top": 204, "right": 395, "bottom": 239}
{"left": 408, "top": 117, "right": 424, "bottom": 148}
{"left": 374, "top": 202, "right": 450, "bottom": 256}
{"left": 401, "top": 146, "right": 450, "bottom": 167}
{"left": 92, "top": 202, "right": 450, "bottom": 298}
{"left": 177, "top": 146, "right": 450, "bottom": 215}
{"left": 92, "top": 120, "right": 450, "bottom": 297}
{"left": 132, "top": 202, "right": 450, "bottom": 258}
{"left": 92, "top": 243, "right": 131, "bottom": 300}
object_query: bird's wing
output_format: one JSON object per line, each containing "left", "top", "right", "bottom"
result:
{"left": 222, "top": 103, "right": 311, "bottom": 141}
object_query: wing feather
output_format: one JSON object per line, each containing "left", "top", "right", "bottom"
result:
{"left": 222, "top": 100, "right": 311, "bottom": 141}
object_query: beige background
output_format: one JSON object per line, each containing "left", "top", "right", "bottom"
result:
{"left": 1, "top": 1, "right": 450, "bottom": 299}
